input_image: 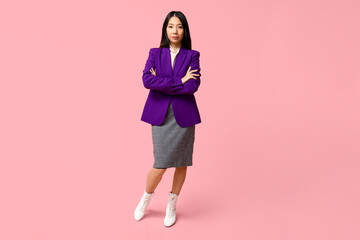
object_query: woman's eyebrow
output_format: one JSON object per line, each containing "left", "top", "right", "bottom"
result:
{"left": 168, "top": 23, "right": 183, "bottom": 26}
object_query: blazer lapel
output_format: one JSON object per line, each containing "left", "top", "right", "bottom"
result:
{"left": 164, "top": 45, "right": 188, "bottom": 77}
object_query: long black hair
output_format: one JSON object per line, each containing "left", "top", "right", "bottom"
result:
{"left": 159, "top": 11, "right": 192, "bottom": 50}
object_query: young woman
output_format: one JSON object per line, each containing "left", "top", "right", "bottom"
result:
{"left": 134, "top": 11, "right": 202, "bottom": 227}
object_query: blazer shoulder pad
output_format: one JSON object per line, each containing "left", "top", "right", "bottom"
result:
{"left": 188, "top": 49, "right": 200, "bottom": 56}
{"left": 149, "top": 47, "right": 161, "bottom": 52}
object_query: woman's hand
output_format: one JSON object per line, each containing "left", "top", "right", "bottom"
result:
{"left": 181, "top": 66, "right": 199, "bottom": 84}
{"left": 150, "top": 66, "right": 199, "bottom": 85}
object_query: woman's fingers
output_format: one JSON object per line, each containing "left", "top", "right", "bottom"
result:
{"left": 180, "top": 66, "right": 199, "bottom": 82}
{"left": 151, "top": 66, "right": 196, "bottom": 78}
{"left": 188, "top": 67, "right": 199, "bottom": 74}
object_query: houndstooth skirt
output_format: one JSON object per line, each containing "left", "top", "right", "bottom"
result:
{"left": 151, "top": 100, "right": 195, "bottom": 169}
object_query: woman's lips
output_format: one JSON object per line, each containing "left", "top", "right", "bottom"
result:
{"left": 172, "top": 36, "right": 179, "bottom": 39}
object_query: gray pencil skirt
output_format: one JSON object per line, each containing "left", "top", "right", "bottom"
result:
{"left": 151, "top": 100, "right": 195, "bottom": 169}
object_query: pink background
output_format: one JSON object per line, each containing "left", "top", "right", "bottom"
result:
{"left": 1, "top": 0, "right": 359, "bottom": 239}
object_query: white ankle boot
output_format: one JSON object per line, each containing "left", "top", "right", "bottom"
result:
{"left": 134, "top": 190, "right": 154, "bottom": 221}
{"left": 164, "top": 191, "right": 179, "bottom": 227}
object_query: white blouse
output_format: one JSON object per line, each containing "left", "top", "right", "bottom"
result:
{"left": 169, "top": 45, "right": 180, "bottom": 69}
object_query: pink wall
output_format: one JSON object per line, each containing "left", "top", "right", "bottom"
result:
{"left": 0, "top": 0, "right": 359, "bottom": 239}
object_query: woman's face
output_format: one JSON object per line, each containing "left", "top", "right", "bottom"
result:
{"left": 166, "top": 16, "right": 184, "bottom": 46}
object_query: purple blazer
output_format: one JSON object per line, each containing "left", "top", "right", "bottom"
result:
{"left": 140, "top": 45, "right": 202, "bottom": 128}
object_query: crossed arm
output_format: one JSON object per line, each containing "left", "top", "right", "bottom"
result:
{"left": 142, "top": 49, "right": 201, "bottom": 95}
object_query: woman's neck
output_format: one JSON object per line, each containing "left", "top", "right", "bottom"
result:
{"left": 170, "top": 43, "right": 181, "bottom": 49}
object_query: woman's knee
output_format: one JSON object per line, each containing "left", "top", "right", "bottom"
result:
{"left": 175, "top": 166, "right": 187, "bottom": 172}
{"left": 152, "top": 167, "right": 167, "bottom": 176}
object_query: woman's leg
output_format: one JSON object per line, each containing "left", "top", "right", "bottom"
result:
{"left": 171, "top": 166, "right": 187, "bottom": 195}
{"left": 145, "top": 167, "right": 167, "bottom": 193}
{"left": 135, "top": 168, "right": 166, "bottom": 221}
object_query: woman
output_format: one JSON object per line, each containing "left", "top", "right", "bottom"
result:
{"left": 134, "top": 11, "right": 202, "bottom": 227}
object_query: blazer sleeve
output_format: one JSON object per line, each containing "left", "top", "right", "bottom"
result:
{"left": 161, "top": 51, "right": 201, "bottom": 95}
{"left": 142, "top": 48, "right": 184, "bottom": 91}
